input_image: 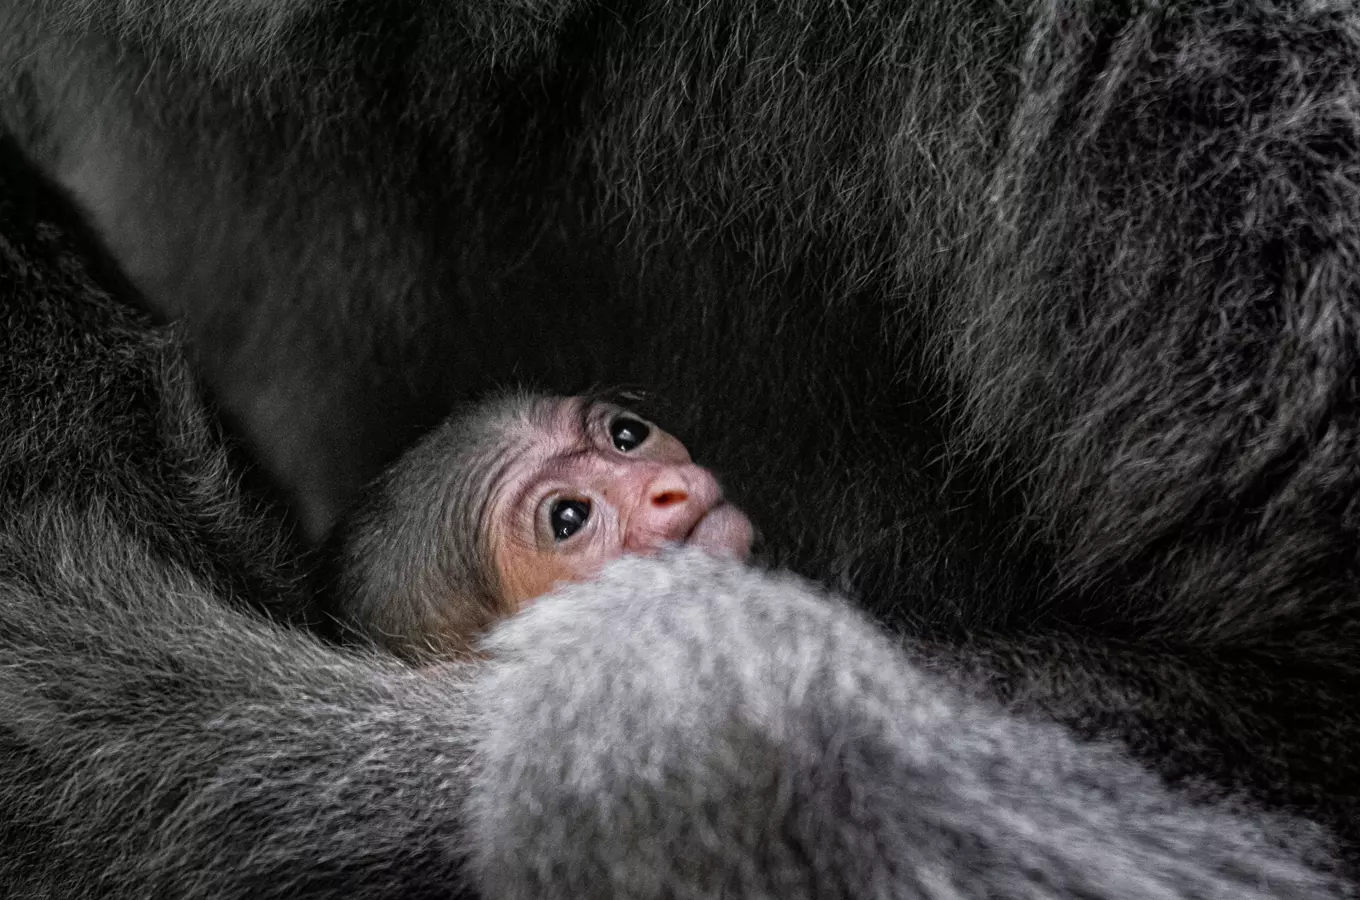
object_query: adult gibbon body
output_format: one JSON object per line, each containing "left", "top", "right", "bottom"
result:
{"left": 1, "top": 0, "right": 1359, "bottom": 882}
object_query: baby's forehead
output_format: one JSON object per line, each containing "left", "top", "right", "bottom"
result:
{"left": 468, "top": 395, "right": 653, "bottom": 482}
{"left": 516, "top": 395, "right": 630, "bottom": 445}
{"left": 469, "top": 396, "right": 598, "bottom": 474}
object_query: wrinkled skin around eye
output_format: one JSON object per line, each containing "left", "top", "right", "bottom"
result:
{"left": 490, "top": 397, "right": 755, "bottom": 611}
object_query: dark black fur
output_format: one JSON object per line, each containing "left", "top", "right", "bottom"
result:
{"left": 2, "top": 142, "right": 1342, "bottom": 897}
{"left": 3, "top": 0, "right": 1360, "bottom": 884}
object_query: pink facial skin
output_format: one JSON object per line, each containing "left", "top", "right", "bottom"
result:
{"left": 488, "top": 397, "right": 753, "bottom": 608}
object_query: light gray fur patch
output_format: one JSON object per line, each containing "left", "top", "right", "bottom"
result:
{"left": 464, "top": 550, "right": 1346, "bottom": 900}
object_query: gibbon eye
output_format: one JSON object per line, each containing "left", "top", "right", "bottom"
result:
{"left": 610, "top": 416, "right": 650, "bottom": 452}
{"left": 549, "top": 498, "right": 591, "bottom": 541}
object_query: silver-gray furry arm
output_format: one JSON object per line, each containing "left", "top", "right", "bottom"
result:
{"left": 0, "top": 523, "right": 1345, "bottom": 898}
{"left": 463, "top": 551, "right": 1344, "bottom": 900}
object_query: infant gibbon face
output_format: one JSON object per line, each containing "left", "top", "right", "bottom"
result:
{"left": 486, "top": 397, "right": 753, "bottom": 608}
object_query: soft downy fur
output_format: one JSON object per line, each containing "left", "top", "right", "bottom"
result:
{"left": 319, "top": 391, "right": 545, "bottom": 659}
{"left": 4, "top": 0, "right": 1360, "bottom": 881}
{"left": 0, "top": 141, "right": 1347, "bottom": 898}
{"left": 467, "top": 551, "right": 1349, "bottom": 900}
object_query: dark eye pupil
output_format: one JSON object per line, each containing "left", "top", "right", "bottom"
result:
{"left": 550, "top": 498, "right": 591, "bottom": 541}
{"left": 610, "top": 416, "right": 650, "bottom": 452}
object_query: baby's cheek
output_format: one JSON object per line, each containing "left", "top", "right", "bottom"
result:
{"left": 555, "top": 552, "right": 611, "bottom": 589}
{"left": 503, "top": 550, "right": 593, "bottom": 606}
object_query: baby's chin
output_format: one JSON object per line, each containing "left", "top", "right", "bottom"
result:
{"left": 685, "top": 502, "right": 754, "bottom": 561}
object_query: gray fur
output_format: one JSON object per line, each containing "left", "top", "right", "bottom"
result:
{"left": 468, "top": 551, "right": 1345, "bottom": 900}
{"left": 0, "top": 503, "right": 478, "bottom": 897}
{"left": 0, "top": 508, "right": 1349, "bottom": 897}
{"left": 321, "top": 391, "right": 545, "bottom": 659}
{"left": 3, "top": 0, "right": 1360, "bottom": 893}
{"left": 0, "top": 144, "right": 1345, "bottom": 895}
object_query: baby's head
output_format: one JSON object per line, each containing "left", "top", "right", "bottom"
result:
{"left": 324, "top": 391, "right": 752, "bottom": 659}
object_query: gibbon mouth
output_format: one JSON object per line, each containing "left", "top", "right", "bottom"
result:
{"left": 683, "top": 498, "right": 731, "bottom": 539}
{"left": 684, "top": 501, "right": 754, "bottom": 560}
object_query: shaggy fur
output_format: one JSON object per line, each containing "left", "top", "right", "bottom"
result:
{"left": 469, "top": 551, "right": 1347, "bottom": 900}
{"left": 0, "top": 145, "right": 1344, "bottom": 897}
{"left": 3, "top": 0, "right": 1360, "bottom": 882}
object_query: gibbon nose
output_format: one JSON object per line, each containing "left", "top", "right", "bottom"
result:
{"left": 626, "top": 464, "right": 723, "bottom": 550}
